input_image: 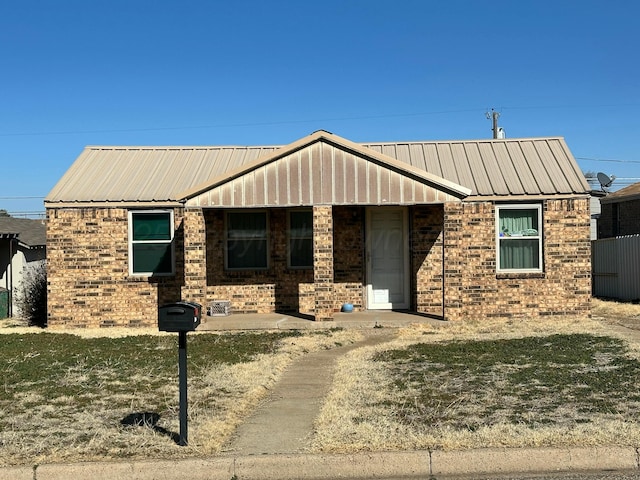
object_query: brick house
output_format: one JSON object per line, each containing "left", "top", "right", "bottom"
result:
{"left": 598, "top": 182, "right": 640, "bottom": 238}
{"left": 45, "top": 130, "right": 591, "bottom": 328}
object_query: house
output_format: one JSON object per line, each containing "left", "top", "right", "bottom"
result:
{"left": 598, "top": 182, "right": 640, "bottom": 238}
{"left": 589, "top": 190, "right": 606, "bottom": 240}
{"left": 45, "top": 130, "right": 592, "bottom": 328}
{"left": 0, "top": 217, "right": 46, "bottom": 318}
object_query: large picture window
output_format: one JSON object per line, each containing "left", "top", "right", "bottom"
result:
{"left": 129, "top": 210, "right": 174, "bottom": 276}
{"left": 226, "top": 211, "right": 268, "bottom": 270}
{"left": 496, "top": 205, "right": 542, "bottom": 272}
{"left": 289, "top": 210, "right": 313, "bottom": 268}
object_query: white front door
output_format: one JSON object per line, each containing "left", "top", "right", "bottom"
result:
{"left": 366, "top": 207, "right": 409, "bottom": 310}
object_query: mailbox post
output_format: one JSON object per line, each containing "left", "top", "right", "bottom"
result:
{"left": 158, "top": 301, "right": 201, "bottom": 446}
{"left": 177, "top": 330, "right": 188, "bottom": 446}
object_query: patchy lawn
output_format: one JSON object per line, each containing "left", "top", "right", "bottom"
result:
{"left": 0, "top": 327, "right": 360, "bottom": 466}
{"left": 376, "top": 334, "right": 640, "bottom": 429}
{"left": 312, "top": 301, "right": 640, "bottom": 453}
{"left": 3, "top": 298, "right": 640, "bottom": 464}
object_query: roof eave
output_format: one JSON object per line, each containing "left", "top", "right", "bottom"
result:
{"left": 464, "top": 192, "right": 591, "bottom": 202}
{"left": 45, "top": 200, "right": 183, "bottom": 208}
{"left": 601, "top": 192, "right": 640, "bottom": 204}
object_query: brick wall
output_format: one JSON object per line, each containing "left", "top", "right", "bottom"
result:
{"left": 444, "top": 198, "right": 591, "bottom": 321}
{"left": 411, "top": 205, "right": 445, "bottom": 317}
{"left": 333, "top": 206, "right": 365, "bottom": 311}
{"left": 46, "top": 207, "right": 184, "bottom": 328}
{"left": 47, "top": 198, "right": 590, "bottom": 328}
{"left": 599, "top": 198, "right": 640, "bottom": 238}
{"left": 201, "top": 208, "right": 314, "bottom": 314}
{"left": 313, "top": 205, "right": 335, "bottom": 321}
{"left": 198, "top": 206, "right": 364, "bottom": 317}
{"left": 618, "top": 199, "right": 640, "bottom": 235}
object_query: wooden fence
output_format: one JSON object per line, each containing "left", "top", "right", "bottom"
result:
{"left": 592, "top": 234, "right": 640, "bottom": 301}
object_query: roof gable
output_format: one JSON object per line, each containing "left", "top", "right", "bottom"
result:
{"left": 182, "top": 131, "right": 470, "bottom": 207}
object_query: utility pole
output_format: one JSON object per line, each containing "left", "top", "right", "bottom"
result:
{"left": 486, "top": 108, "right": 501, "bottom": 139}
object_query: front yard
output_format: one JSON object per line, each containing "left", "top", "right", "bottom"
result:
{"left": 1, "top": 299, "right": 640, "bottom": 465}
{"left": 312, "top": 300, "right": 640, "bottom": 452}
{"left": 0, "top": 327, "right": 360, "bottom": 465}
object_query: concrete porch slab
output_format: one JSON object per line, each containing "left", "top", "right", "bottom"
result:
{"left": 197, "top": 310, "right": 445, "bottom": 331}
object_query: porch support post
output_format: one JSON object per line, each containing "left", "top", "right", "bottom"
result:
{"left": 313, "top": 205, "right": 335, "bottom": 321}
{"left": 182, "top": 208, "right": 207, "bottom": 304}
{"left": 443, "top": 202, "right": 463, "bottom": 321}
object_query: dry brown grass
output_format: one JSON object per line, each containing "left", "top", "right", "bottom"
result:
{"left": 4, "top": 298, "right": 640, "bottom": 464}
{"left": 311, "top": 304, "right": 640, "bottom": 454}
{"left": 591, "top": 298, "right": 640, "bottom": 329}
{"left": 0, "top": 325, "right": 362, "bottom": 466}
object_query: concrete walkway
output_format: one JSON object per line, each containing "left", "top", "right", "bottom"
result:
{"left": 224, "top": 329, "right": 395, "bottom": 455}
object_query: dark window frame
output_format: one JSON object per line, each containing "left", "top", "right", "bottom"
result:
{"left": 225, "top": 210, "right": 269, "bottom": 270}
{"left": 128, "top": 210, "right": 175, "bottom": 276}
{"left": 288, "top": 209, "right": 313, "bottom": 269}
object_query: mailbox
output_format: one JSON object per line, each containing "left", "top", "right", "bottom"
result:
{"left": 158, "top": 301, "right": 201, "bottom": 332}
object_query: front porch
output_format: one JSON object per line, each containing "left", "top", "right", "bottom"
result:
{"left": 181, "top": 204, "right": 450, "bottom": 322}
{"left": 197, "top": 309, "right": 446, "bottom": 331}
{"left": 178, "top": 131, "right": 471, "bottom": 322}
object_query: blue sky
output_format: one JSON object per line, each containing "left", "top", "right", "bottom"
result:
{"left": 1, "top": 0, "right": 638, "bottom": 215}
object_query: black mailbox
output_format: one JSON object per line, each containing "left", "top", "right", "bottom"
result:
{"left": 158, "top": 301, "right": 202, "bottom": 332}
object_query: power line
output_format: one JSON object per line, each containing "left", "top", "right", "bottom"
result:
{"left": 3, "top": 102, "right": 639, "bottom": 138}
{"left": 0, "top": 196, "right": 45, "bottom": 200}
{"left": 0, "top": 108, "right": 484, "bottom": 137}
{"left": 576, "top": 157, "right": 640, "bottom": 164}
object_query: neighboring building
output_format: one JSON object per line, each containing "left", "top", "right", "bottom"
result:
{"left": 598, "top": 182, "right": 640, "bottom": 238}
{"left": 588, "top": 190, "right": 606, "bottom": 240}
{"left": 0, "top": 217, "right": 46, "bottom": 318}
{"left": 45, "top": 130, "right": 591, "bottom": 328}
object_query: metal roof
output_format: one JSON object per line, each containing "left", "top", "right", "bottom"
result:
{"left": 45, "top": 131, "right": 589, "bottom": 207}
{"left": 361, "top": 137, "right": 589, "bottom": 198}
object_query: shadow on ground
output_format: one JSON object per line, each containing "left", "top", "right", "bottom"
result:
{"left": 120, "top": 412, "right": 180, "bottom": 444}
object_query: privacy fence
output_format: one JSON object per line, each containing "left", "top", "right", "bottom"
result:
{"left": 592, "top": 234, "right": 640, "bottom": 301}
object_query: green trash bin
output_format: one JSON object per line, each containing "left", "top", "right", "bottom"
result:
{"left": 0, "top": 287, "right": 8, "bottom": 319}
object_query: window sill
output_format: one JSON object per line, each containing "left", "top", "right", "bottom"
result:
{"left": 496, "top": 272, "right": 545, "bottom": 280}
{"left": 224, "top": 269, "right": 269, "bottom": 275}
{"left": 127, "top": 274, "right": 175, "bottom": 281}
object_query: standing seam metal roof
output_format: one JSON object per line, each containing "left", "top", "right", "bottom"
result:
{"left": 45, "top": 132, "right": 589, "bottom": 205}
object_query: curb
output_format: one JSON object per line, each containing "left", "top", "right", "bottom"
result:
{"left": 1, "top": 447, "right": 638, "bottom": 480}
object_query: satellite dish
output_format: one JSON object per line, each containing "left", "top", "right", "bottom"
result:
{"left": 596, "top": 172, "right": 615, "bottom": 191}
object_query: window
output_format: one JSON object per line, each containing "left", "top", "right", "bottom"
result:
{"left": 496, "top": 205, "right": 542, "bottom": 272}
{"left": 289, "top": 210, "right": 313, "bottom": 268}
{"left": 226, "top": 211, "right": 268, "bottom": 269}
{"left": 129, "top": 210, "right": 174, "bottom": 276}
